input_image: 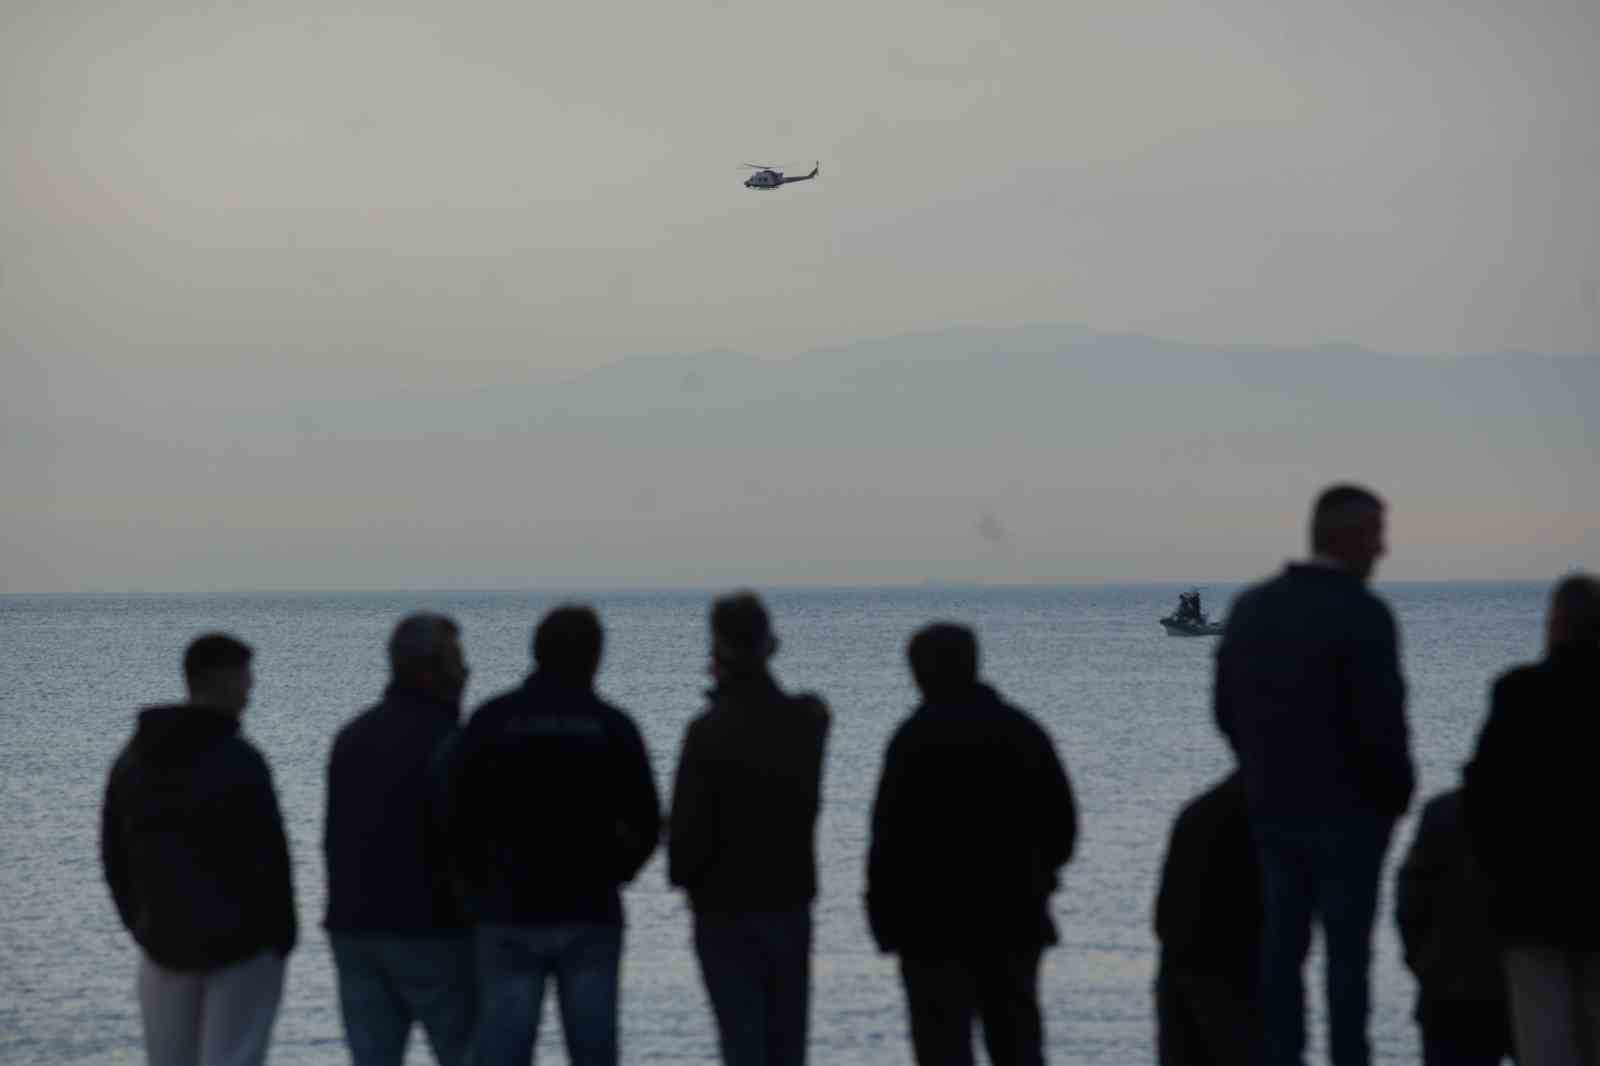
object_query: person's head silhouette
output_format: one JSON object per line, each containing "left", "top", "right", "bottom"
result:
{"left": 907, "top": 622, "right": 979, "bottom": 701}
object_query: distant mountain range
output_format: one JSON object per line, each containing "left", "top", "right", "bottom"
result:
{"left": 8, "top": 325, "right": 1596, "bottom": 589}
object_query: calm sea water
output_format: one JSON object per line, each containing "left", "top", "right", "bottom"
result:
{"left": 0, "top": 582, "right": 1549, "bottom": 1064}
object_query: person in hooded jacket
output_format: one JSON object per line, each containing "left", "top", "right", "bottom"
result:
{"left": 668, "top": 591, "right": 831, "bottom": 1066}
{"left": 866, "top": 622, "right": 1078, "bottom": 1066}
{"left": 324, "top": 613, "right": 476, "bottom": 1066}
{"left": 101, "top": 632, "right": 296, "bottom": 1066}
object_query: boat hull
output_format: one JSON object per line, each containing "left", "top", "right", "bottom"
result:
{"left": 1160, "top": 620, "right": 1225, "bottom": 637}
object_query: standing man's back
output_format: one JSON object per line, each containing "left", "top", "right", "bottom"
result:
{"left": 101, "top": 633, "right": 296, "bottom": 1066}
{"left": 324, "top": 613, "right": 475, "bottom": 1066}
{"left": 867, "top": 623, "right": 1077, "bottom": 1066}
{"left": 1214, "top": 483, "right": 1414, "bottom": 1066}
{"left": 1463, "top": 574, "right": 1600, "bottom": 1066}
{"left": 450, "top": 605, "right": 660, "bottom": 1066}
{"left": 669, "top": 591, "right": 831, "bottom": 1066}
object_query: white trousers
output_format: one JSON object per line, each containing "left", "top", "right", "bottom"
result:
{"left": 1506, "top": 946, "right": 1600, "bottom": 1066}
{"left": 137, "top": 949, "right": 286, "bottom": 1066}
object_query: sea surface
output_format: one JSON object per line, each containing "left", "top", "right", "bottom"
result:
{"left": 0, "top": 582, "right": 1550, "bottom": 1064}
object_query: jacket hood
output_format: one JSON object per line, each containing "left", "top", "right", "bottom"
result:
{"left": 132, "top": 704, "right": 241, "bottom": 763}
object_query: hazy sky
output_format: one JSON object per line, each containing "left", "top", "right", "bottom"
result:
{"left": 3, "top": 0, "right": 1596, "bottom": 592}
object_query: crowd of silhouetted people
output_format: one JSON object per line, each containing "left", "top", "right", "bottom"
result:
{"left": 99, "top": 483, "right": 1600, "bottom": 1066}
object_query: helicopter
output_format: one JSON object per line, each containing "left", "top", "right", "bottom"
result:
{"left": 742, "top": 162, "right": 820, "bottom": 190}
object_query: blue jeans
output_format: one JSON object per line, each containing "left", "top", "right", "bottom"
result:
{"left": 329, "top": 934, "right": 476, "bottom": 1066}
{"left": 694, "top": 909, "right": 813, "bottom": 1066}
{"left": 473, "top": 923, "right": 623, "bottom": 1066}
{"left": 1255, "top": 814, "right": 1395, "bottom": 1066}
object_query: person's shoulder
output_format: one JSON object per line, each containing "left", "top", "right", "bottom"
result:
{"left": 1492, "top": 660, "right": 1544, "bottom": 699}
{"left": 331, "top": 698, "right": 387, "bottom": 747}
{"left": 1346, "top": 580, "right": 1396, "bottom": 621}
{"left": 595, "top": 693, "right": 645, "bottom": 733}
{"left": 1179, "top": 773, "right": 1246, "bottom": 823}
{"left": 787, "top": 690, "right": 831, "bottom": 728}
{"left": 990, "top": 690, "right": 1050, "bottom": 736}
{"left": 465, "top": 685, "right": 524, "bottom": 726}
{"left": 1420, "top": 787, "right": 1463, "bottom": 825}
{"left": 1220, "top": 572, "right": 1283, "bottom": 625}
{"left": 219, "top": 732, "right": 275, "bottom": 786}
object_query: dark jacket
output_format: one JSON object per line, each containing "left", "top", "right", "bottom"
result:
{"left": 449, "top": 672, "right": 660, "bottom": 927}
{"left": 101, "top": 705, "right": 297, "bottom": 972}
{"left": 1215, "top": 564, "right": 1414, "bottom": 820}
{"left": 1153, "top": 773, "right": 1260, "bottom": 986}
{"left": 866, "top": 682, "right": 1077, "bottom": 954}
{"left": 668, "top": 670, "right": 830, "bottom": 914}
{"left": 1395, "top": 789, "right": 1508, "bottom": 1025}
{"left": 324, "top": 682, "right": 467, "bottom": 936}
{"left": 1463, "top": 644, "right": 1600, "bottom": 950}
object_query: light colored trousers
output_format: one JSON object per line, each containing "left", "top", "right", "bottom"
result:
{"left": 138, "top": 949, "right": 286, "bottom": 1066}
{"left": 1506, "top": 946, "right": 1600, "bottom": 1066}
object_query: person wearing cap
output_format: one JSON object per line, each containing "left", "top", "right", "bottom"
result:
{"left": 668, "top": 590, "right": 832, "bottom": 1066}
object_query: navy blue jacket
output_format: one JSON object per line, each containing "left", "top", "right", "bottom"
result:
{"left": 324, "top": 682, "right": 467, "bottom": 935}
{"left": 102, "top": 705, "right": 297, "bottom": 972}
{"left": 1463, "top": 645, "right": 1600, "bottom": 950}
{"left": 668, "top": 670, "right": 830, "bottom": 914}
{"left": 449, "top": 672, "right": 660, "bottom": 927}
{"left": 1215, "top": 564, "right": 1413, "bottom": 820}
{"left": 866, "top": 682, "right": 1077, "bottom": 953}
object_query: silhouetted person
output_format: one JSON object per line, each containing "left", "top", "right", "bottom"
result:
{"left": 1153, "top": 772, "right": 1262, "bottom": 1066}
{"left": 866, "top": 623, "right": 1078, "bottom": 1066}
{"left": 668, "top": 590, "right": 831, "bottom": 1066}
{"left": 1464, "top": 574, "right": 1600, "bottom": 1066}
{"left": 1395, "top": 788, "right": 1513, "bottom": 1066}
{"left": 101, "top": 633, "right": 296, "bottom": 1066}
{"left": 1215, "top": 483, "right": 1414, "bottom": 1066}
{"left": 324, "top": 614, "right": 476, "bottom": 1066}
{"left": 449, "top": 605, "right": 660, "bottom": 1066}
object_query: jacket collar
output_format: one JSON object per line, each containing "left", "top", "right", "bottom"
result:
{"left": 709, "top": 668, "right": 783, "bottom": 708}
{"left": 382, "top": 681, "right": 459, "bottom": 721}
{"left": 917, "top": 681, "right": 1003, "bottom": 715}
{"left": 521, "top": 670, "right": 595, "bottom": 699}
{"left": 1285, "top": 560, "right": 1363, "bottom": 585}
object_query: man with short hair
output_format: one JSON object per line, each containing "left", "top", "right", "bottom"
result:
{"left": 1215, "top": 483, "right": 1414, "bottom": 1066}
{"left": 1464, "top": 573, "right": 1600, "bottom": 1066}
{"left": 450, "top": 605, "right": 660, "bottom": 1066}
{"left": 866, "top": 622, "right": 1078, "bottom": 1066}
{"left": 324, "top": 613, "right": 476, "bottom": 1066}
{"left": 669, "top": 591, "right": 831, "bottom": 1066}
{"left": 101, "top": 633, "right": 296, "bottom": 1066}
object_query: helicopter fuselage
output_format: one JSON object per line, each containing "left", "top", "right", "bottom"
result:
{"left": 742, "top": 163, "right": 819, "bottom": 190}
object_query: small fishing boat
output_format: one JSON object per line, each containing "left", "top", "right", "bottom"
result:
{"left": 1160, "top": 588, "right": 1225, "bottom": 637}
